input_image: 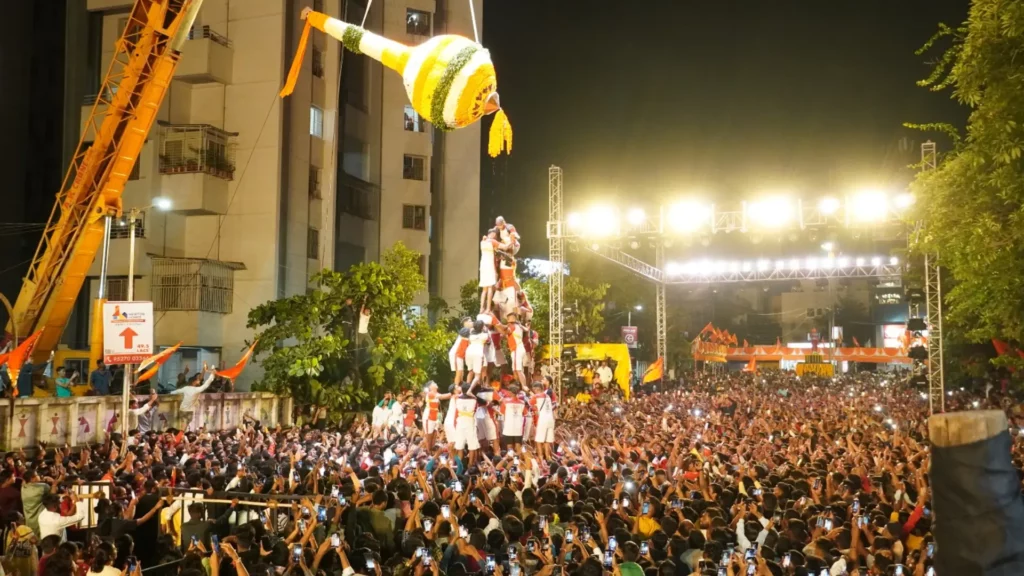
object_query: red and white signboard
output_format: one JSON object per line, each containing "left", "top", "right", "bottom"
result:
{"left": 102, "top": 301, "right": 154, "bottom": 364}
{"left": 621, "top": 326, "right": 638, "bottom": 349}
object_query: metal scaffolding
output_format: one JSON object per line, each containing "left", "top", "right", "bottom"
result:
{"left": 544, "top": 165, "right": 910, "bottom": 383}
{"left": 920, "top": 141, "right": 945, "bottom": 413}
{"left": 547, "top": 166, "right": 565, "bottom": 398}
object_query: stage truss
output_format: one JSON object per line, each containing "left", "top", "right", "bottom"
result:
{"left": 545, "top": 162, "right": 940, "bottom": 392}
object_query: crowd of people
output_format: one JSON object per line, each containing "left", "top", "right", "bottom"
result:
{"left": 3, "top": 367, "right": 1016, "bottom": 576}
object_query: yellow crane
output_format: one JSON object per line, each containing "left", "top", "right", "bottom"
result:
{"left": 5, "top": 0, "right": 204, "bottom": 373}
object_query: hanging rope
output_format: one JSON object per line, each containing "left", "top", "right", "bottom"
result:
{"left": 361, "top": 0, "right": 373, "bottom": 27}
{"left": 468, "top": 0, "right": 479, "bottom": 43}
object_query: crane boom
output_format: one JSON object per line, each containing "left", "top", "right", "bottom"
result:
{"left": 7, "top": 0, "right": 203, "bottom": 363}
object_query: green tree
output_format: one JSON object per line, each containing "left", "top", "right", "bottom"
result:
{"left": 519, "top": 275, "right": 609, "bottom": 345}
{"left": 247, "top": 243, "right": 451, "bottom": 414}
{"left": 910, "top": 4, "right": 1024, "bottom": 344}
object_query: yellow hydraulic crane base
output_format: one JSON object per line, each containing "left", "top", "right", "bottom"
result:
{"left": 6, "top": 0, "right": 204, "bottom": 367}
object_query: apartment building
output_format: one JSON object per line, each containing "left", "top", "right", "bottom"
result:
{"left": 59, "top": 0, "right": 481, "bottom": 389}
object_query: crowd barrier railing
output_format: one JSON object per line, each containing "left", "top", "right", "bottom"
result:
{"left": 0, "top": 392, "right": 293, "bottom": 450}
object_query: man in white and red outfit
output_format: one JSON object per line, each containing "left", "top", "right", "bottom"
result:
{"left": 478, "top": 310, "right": 506, "bottom": 380}
{"left": 475, "top": 385, "right": 500, "bottom": 455}
{"left": 531, "top": 380, "right": 556, "bottom": 462}
{"left": 421, "top": 381, "right": 451, "bottom": 449}
{"left": 505, "top": 312, "right": 529, "bottom": 390}
{"left": 495, "top": 216, "right": 520, "bottom": 255}
{"left": 452, "top": 383, "right": 481, "bottom": 468}
{"left": 499, "top": 385, "right": 527, "bottom": 452}
{"left": 448, "top": 317, "right": 473, "bottom": 385}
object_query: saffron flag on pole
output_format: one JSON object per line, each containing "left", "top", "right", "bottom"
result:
{"left": 742, "top": 339, "right": 749, "bottom": 348}
{"left": 215, "top": 340, "right": 259, "bottom": 381}
{"left": 136, "top": 341, "right": 183, "bottom": 375}
{"left": 643, "top": 357, "right": 664, "bottom": 384}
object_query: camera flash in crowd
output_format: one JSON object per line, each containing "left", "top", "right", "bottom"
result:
{"left": 874, "top": 405, "right": 883, "bottom": 412}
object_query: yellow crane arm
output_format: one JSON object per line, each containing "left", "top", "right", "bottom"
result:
{"left": 7, "top": 0, "right": 203, "bottom": 363}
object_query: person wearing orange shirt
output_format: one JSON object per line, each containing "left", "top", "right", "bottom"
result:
{"left": 503, "top": 312, "right": 529, "bottom": 391}
{"left": 448, "top": 317, "right": 473, "bottom": 386}
{"left": 422, "top": 381, "right": 452, "bottom": 450}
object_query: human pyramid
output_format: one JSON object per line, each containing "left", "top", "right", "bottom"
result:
{"left": 372, "top": 217, "right": 556, "bottom": 471}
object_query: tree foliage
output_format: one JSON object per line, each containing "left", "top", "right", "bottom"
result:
{"left": 520, "top": 275, "right": 609, "bottom": 345}
{"left": 910, "top": 1, "right": 1024, "bottom": 343}
{"left": 247, "top": 243, "right": 451, "bottom": 414}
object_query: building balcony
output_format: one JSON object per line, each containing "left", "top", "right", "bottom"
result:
{"left": 151, "top": 256, "right": 244, "bottom": 316}
{"left": 176, "top": 26, "right": 234, "bottom": 84}
{"left": 157, "top": 124, "right": 237, "bottom": 215}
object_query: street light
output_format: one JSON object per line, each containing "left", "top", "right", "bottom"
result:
{"left": 119, "top": 197, "right": 173, "bottom": 438}
{"left": 628, "top": 304, "right": 642, "bottom": 326}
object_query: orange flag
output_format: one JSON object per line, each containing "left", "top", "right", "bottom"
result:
{"left": 136, "top": 364, "right": 161, "bottom": 384}
{"left": 136, "top": 341, "right": 183, "bottom": 374}
{"left": 7, "top": 330, "right": 43, "bottom": 398}
{"left": 215, "top": 340, "right": 258, "bottom": 381}
{"left": 643, "top": 357, "right": 664, "bottom": 383}
{"left": 743, "top": 357, "right": 756, "bottom": 372}
{"left": 852, "top": 337, "right": 861, "bottom": 348}
{"left": 742, "top": 339, "right": 749, "bottom": 348}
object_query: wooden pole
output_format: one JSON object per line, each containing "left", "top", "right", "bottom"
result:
{"left": 928, "top": 410, "right": 1024, "bottom": 575}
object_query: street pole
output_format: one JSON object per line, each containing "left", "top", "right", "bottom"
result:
{"left": 121, "top": 209, "right": 138, "bottom": 438}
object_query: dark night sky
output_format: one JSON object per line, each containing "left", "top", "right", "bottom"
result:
{"left": 480, "top": 0, "right": 971, "bottom": 257}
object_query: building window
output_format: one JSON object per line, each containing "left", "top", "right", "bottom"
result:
{"left": 403, "top": 154, "right": 426, "bottom": 181}
{"left": 404, "top": 105, "right": 426, "bottom": 133}
{"left": 109, "top": 212, "right": 145, "bottom": 239}
{"left": 418, "top": 254, "right": 427, "bottom": 277}
{"left": 152, "top": 257, "right": 235, "bottom": 314}
{"left": 307, "top": 227, "right": 320, "bottom": 259}
{"left": 312, "top": 47, "right": 325, "bottom": 78}
{"left": 310, "top": 105, "right": 324, "bottom": 138}
{"left": 406, "top": 9, "right": 431, "bottom": 36}
{"left": 402, "top": 204, "right": 427, "bottom": 230}
{"left": 309, "top": 166, "right": 322, "bottom": 199}
{"left": 106, "top": 277, "right": 132, "bottom": 301}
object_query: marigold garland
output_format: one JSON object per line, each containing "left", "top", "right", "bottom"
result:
{"left": 429, "top": 45, "right": 479, "bottom": 132}
{"left": 341, "top": 26, "right": 364, "bottom": 55}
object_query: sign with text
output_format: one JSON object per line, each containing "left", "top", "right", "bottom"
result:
{"left": 102, "top": 301, "right": 154, "bottom": 364}
{"left": 621, "top": 326, "right": 638, "bottom": 348}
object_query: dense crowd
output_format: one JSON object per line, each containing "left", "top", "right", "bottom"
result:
{"left": 2, "top": 370, "right": 1018, "bottom": 576}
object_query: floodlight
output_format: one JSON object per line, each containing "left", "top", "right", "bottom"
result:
{"left": 747, "top": 197, "right": 793, "bottom": 228}
{"left": 819, "top": 197, "right": 841, "bottom": 215}
{"left": 714, "top": 261, "right": 728, "bottom": 274}
{"left": 871, "top": 257, "right": 882, "bottom": 266}
{"left": 728, "top": 262, "right": 740, "bottom": 273}
{"left": 634, "top": 305, "right": 643, "bottom": 311}
{"left": 757, "top": 260, "right": 770, "bottom": 272}
{"left": 823, "top": 258, "right": 836, "bottom": 269}
{"left": 667, "top": 201, "right": 712, "bottom": 233}
{"left": 893, "top": 193, "right": 915, "bottom": 210}
{"left": 741, "top": 261, "right": 753, "bottom": 272}
{"left": 626, "top": 207, "right": 646, "bottom": 226}
{"left": 153, "top": 197, "right": 173, "bottom": 211}
{"left": 837, "top": 257, "right": 850, "bottom": 268}
{"left": 775, "top": 260, "right": 785, "bottom": 270}
{"left": 855, "top": 257, "right": 866, "bottom": 266}
{"left": 850, "top": 189, "right": 889, "bottom": 222}
{"left": 698, "top": 260, "right": 713, "bottom": 276}
{"left": 665, "top": 262, "right": 681, "bottom": 276}
{"left": 805, "top": 257, "right": 819, "bottom": 270}
{"left": 566, "top": 212, "right": 583, "bottom": 230}
{"left": 585, "top": 206, "right": 618, "bottom": 236}
{"left": 788, "top": 259, "right": 800, "bottom": 270}
{"left": 820, "top": 241, "right": 835, "bottom": 252}
{"left": 889, "top": 256, "right": 899, "bottom": 265}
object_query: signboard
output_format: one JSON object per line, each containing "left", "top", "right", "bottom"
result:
{"left": 102, "top": 301, "right": 154, "bottom": 364}
{"left": 621, "top": 326, "right": 638, "bottom": 348}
